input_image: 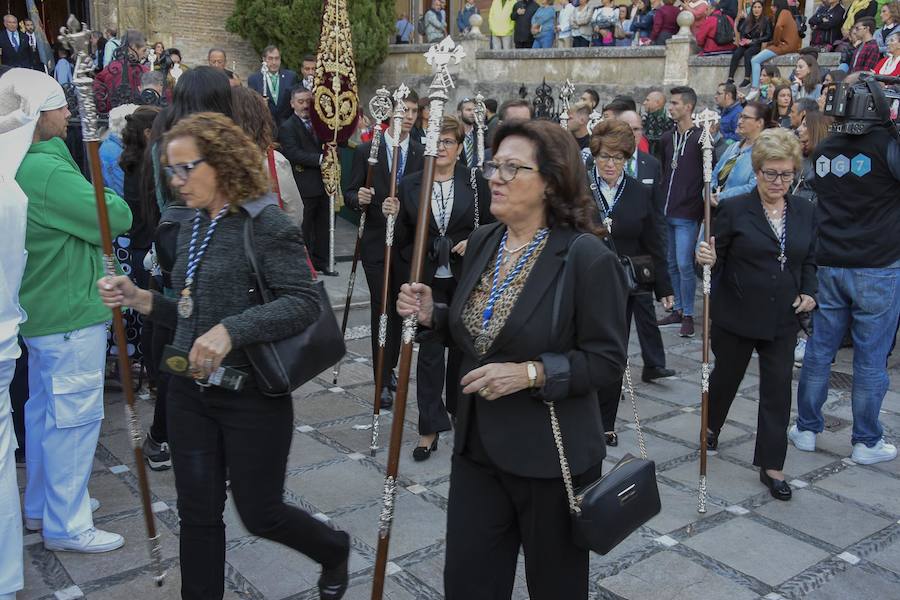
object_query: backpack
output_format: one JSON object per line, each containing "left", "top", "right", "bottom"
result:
{"left": 417, "top": 13, "right": 427, "bottom": 36}
{"left": 714, "top": 13, "right": 735, "bottom": 45}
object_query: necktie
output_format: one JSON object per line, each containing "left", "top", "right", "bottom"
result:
{"left": 11, "top": 32, "right": 18, "bottom": 50}
{"left": 29, "top": 33, "right": 35, "bottom": 50}
{"left": 626, "top": 158, "right": 636, "bottom": 179}
{"left": 397, "top": 147, "right": 407, "bottom": 184}
{"left": 464, "top": 133, "right": 475, "bottom": 168}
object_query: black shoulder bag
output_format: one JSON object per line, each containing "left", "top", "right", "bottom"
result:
{"left": 584, "top": 158, "right": 656, "bottom": 294}
{"left": 243, "top": 217, "right": 346, "bottom": 397}
{"left": 548, "top": 235, "right": 661, "bottom": 555}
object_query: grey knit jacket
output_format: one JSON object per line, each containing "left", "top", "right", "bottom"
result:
{"left": 149, "top": 195, "right": 320, "bottom": 367}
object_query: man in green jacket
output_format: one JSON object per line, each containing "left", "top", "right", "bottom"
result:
{"left": 14, "top": 72, "right": 133, "bottom": 554}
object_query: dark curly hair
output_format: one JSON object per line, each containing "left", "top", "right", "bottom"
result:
{"left": 119, "top": 105, "right": 161, "bottom": 174}
{"left": 162, "top": 112, "right": 270, "bottom": 206}
{"left": 491, "top": 120, "right": 601, "bottom": 235}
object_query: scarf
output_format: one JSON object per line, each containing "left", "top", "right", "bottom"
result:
{"left": 844, "top": 0, "right": 872, "bottom": 31}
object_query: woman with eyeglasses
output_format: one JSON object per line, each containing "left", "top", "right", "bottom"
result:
{"left": 97, "top": 113, "right": 351, "bottom": 600}
{"left": 710, "top": 101, "right": 772, "bottom": 206}
{"left": 586, "top": 120, "right": 673, "bottom": 447}
{"left": 383, "top": 116, "right": 493, "bottom": 461}
{"left": 397, "top": 120, "right": 627, "bottom": 598}
{"left": 696, "top": 128, "right": 818, "bottom": 502}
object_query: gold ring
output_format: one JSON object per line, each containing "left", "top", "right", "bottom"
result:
{"left": 479, "top": 386, "right": 490, "bottom": 398}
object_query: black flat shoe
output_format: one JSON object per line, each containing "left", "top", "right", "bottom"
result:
{"left": 379, "top": 386, "right": 394, "bottom": 410}
{"left": 318, "top": 532, "right": 349, "bottom": 599}
{"left": 706, "top": 428, "right": 719, "bottom": 451}
{"left": 412, "top": 434, "right": 438, "bottom": 461}
{"left": 605, "top": 431, "right": 618, "bottom": 447}
{"left": 739, "top": 78, "right": 751, "bottom": 88}
{"left": 760, "top": 468, "right": 792, "bottom": 501}
{"left": 642, "top": 366, "right": 676, "bottom": 383}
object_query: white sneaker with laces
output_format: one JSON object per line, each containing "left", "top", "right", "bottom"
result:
{"left": 794, "top": 338, "right": 807, "bottom": 367}
{"left": 44, "top": 527, "right": 124, "bottom": 553}
{"left": 788, "top": 424, "right": 816, "bottom": 452}
{"left": 25, "top": 497, "right": 101, "bottom": 531}
{"left": 851, "top": 439, "right": 898, "bottom": 465}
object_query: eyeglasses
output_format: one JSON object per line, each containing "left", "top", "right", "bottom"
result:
{"left": 759, "top": 169, "right": 795, "bottom": 183}
{"left": 164, "top": 158, "right": 206, "bottom": 180}
{"left": 738, "top": 113, "right": 760, "bottom": 120}
{"left": 436, "top": 139, "right": 459, "bottom": 149}
{"left": 595, "top": 153, "right": 627, "bottom": 164}
{"left": 483, "top": 160, "right": 537, "bottom": 182}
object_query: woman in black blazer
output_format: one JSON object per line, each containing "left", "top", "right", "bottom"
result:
{"left": 383, "top": 115, "right": 492, "bottom": 460}
{"left": 586, "top": 120, "right": 675, "bottom": 446}
{"left": 397, "top": 120, "right": 628, "bottom": 599}
{"left": 697, "top": 128, "right": 817, "bottom": 501}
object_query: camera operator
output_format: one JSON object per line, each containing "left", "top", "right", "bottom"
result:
{"left": 789, "top": 74, "right": 900, "bottom": 465}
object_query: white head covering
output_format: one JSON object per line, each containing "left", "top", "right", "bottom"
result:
{"left": 0, "top": 68, "right": 67, "bottom": 357}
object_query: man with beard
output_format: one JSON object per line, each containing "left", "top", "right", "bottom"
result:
{"left": 301, "top": 54, "right": 316, "bottom": 91}
{"left": 457, "top": 97, "right": 478, "bottom": 168}
{"left": 22, "top": 20, "right": 43, "bottom": 70}
{"left": 567, "top": 101, "right": 592, "bottom": 149}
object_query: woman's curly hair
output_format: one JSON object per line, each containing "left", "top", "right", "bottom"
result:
{"left": 491, "top": 119, "right": 602, "bottom": 235}
{"left": 162, "top": 112, "right": 269, "bottom": 206}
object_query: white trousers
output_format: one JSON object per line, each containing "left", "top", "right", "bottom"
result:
{"left": 24, "top": 323, "right": 106, "bottom": 540}
{"left": 491, "top": 34, "right": 513, "bottom": 49}
{"left": 0, "top": 358, "right": 23, "bottom": 595}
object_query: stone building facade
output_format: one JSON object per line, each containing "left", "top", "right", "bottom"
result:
{"left": 90, "top": 0, "right": 260, "bottom": 79}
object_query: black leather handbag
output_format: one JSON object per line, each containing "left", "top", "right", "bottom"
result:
{"left": 242, "top": 217, "right": 346, "bottom": 397}
{"left": 549, "top": 235, "right": 661, "bottom": 555}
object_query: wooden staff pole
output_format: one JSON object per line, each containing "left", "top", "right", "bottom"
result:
{"left": 371, "top": 38, "right": 464, "bottom": 600}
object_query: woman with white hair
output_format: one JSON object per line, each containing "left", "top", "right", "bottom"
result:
{"left": 99, "top": 103, "right": 138, "bottom": 197}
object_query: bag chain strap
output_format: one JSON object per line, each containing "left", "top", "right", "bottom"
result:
{"left": 547, "top": 359, "right": 647, "bottom": 516}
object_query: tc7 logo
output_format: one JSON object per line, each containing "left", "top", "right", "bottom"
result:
{"left": 815, "top": 153, "right": 871, "bottom": 178}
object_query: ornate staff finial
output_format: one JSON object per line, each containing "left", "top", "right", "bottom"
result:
{"left": 587, "top": 109, "right": 603, "bottom": 134}
{"left": 473, "top": 92, "right": 486, "bottom": 169}
{"left": 422, "top": 37, "right": 465, "bottom": 158}
{"left": 368, "top": 86, "right": 393, "bottom": 124}
{"left": 59, "top": 17, "right": 97, "bottom": 142}
{"left": 558, "top": 79, "right": 575, "bottom": 130}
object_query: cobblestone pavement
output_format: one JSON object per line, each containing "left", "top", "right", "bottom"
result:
{"left": 14, "top": 222, "right": 900, "bottom": 599}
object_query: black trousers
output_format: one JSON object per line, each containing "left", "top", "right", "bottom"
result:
{"left": 728, "top": 43, "right": 762, "bottom": 79}
{"left": 598, "top": 292, "right": 667, "bottom": 432}
{"left": 444, "top": 425, "right": 601, "bottom": 600}
{"left": 362, "top": 257, "right": 402, "bottom": 387}
{"left": 707, "top": 323, "right": 796, "bottom": 471}
{"left": 302, "top": 194, "right": 330, "bottom": 270}
{"left": 148, "top": 321, "right": 174, "bottom": 443}
{"left": 416, "top": 277, "right": 459, "bottom": 435}
{"left": 168, "top": 377, "right": 347, "bottom": 600}
{"left": 11, "top": 338, "right": 28, "bottom": 456}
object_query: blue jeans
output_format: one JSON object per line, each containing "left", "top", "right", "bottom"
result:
{"left": 532, "top": 32, "right": 554, "bottom": 48}
{"left": 750, "top": 49, "right": 777, "bottom": 88}
{"left": 666, "top": 217, "right": 700, "bottom": 317}
{"left": 796, "top": 262, "right": 900, "bottom": 446}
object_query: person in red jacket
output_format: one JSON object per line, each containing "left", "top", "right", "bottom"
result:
{"left": 695, "top": 4, "right": 737, "bottom": 55}
{"left": 651, "top": 0, "right": 681, "bottom": 44}
{"left": 92, "top": 30, "right": 149, "bottom": 114}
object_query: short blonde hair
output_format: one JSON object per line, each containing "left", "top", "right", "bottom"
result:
{"left": 751, "top": 128, "right": 802, "bottom": 172}
{"left": 163, "top": 112, "right": 269, "bottom": 206}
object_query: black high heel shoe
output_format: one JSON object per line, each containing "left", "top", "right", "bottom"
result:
{"left": 759, "top": 468, "right": 792, "bottom": 501}
{"left": 706, "top": 428, "right": 720, "bottom": 451}
{"left": 318, "top": 531, "right": 349, "bottom": 599}
{"left": 605, "top": 431, "right": 618, "bottom": 447}
{"left": 412, "top": 433, "right": 439, "bottom": 462}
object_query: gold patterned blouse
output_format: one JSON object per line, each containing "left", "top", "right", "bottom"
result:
{"left": 462, "top": 236, "right": 549, "bottom": 356}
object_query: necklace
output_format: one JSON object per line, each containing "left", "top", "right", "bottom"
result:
{"left": 432, "top": 178, "right": 454, "bottom": 236}
{"left": 590, "top": 167, "right": 626, "bottom": 234}
{"left": 178, "top": 204, "right": 230, "bottom": 319}
{"left": 760, "top": 199, "right": 787, "bottom": 271}
{"left": 671, "top": 128, "right": 693, "bottom": 170}
{"left": 482, "top": 228, "right": 549, "bottom": 332}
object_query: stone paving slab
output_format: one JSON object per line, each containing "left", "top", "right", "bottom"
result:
{"left": 13, "top": 280, "right": 900, "bottom": 599}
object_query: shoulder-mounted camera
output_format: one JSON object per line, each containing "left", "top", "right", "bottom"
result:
{"left": 823, "top": 74, "right": 900, "bottom": 137}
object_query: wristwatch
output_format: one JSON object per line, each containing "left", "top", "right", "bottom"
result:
{"left": 526, "top": 361, "right": 538, "bottom": 389}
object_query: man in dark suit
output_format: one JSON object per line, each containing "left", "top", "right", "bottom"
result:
{"left": 1, "top": 15, "right": 34, "bottom": 69}
{"left": 620, "top": 110, "right": 676, "bottom": 382}
{"left": 279, "top": 87, "right": 335, "bottom": 275}
{"left": 247, "top": 45, "right": 298, "bottom": 126}
{"left": 22, "top": 20, "right": 42, "bottom": 70}
{"left": 457, "top": 97, "right": 478, "bottom": 168}
{"left": 344, "top": 92, "right": 424, "bottom": 408}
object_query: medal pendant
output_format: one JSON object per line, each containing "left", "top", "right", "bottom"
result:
{"left": 604, "top": 217, "right": 613, "bottom": 235}
{"left": 177, "top": 294, "right": 194, "bottom": 319}
{"left": 671, "top": 158, "right": 678, "bottom": 170}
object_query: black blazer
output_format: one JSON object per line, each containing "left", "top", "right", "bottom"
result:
{"left": 248, "top": 69, "right": 298, "bottom": 124}
{"left": 634, "top": 150, "right": 669, "bottom": 247}
{"left": 278, "top": 113, "right": 325, "bottom": 198}
{"left": 393, "top": 163, "right": 493, "bottom": 283}
{"left": 0, "top": 30, "right": 35, "bottom": 68}
{"left": 427, "top": 223, "right": 628, "bottom": 478}
{"left": 343, "top": 136, "right": 425, "bottom": 263}
{"left": 602, "top": 176, "right": 673, "bottom": 300}
{"left": 711, "top": 190, "right": 817, "bottom": 341}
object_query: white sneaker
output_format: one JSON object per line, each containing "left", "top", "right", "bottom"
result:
{"left": 851, "top": 439, "right": 898, "bottom": 465}
{"left": 794, "top": 338, "right": 807, "bottom": 367}
{"left": 25, "top": 497, "right": 101, "bottom": 531}
{"left": 44, "top": 527, "right": 124, "bottom": 553}
{"left": 788, "top": 424, "right": 816, "bottom": 452}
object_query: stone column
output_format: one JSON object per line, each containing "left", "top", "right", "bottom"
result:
{"left": 663, "top": 11, "right": 694, "bottom": 86}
